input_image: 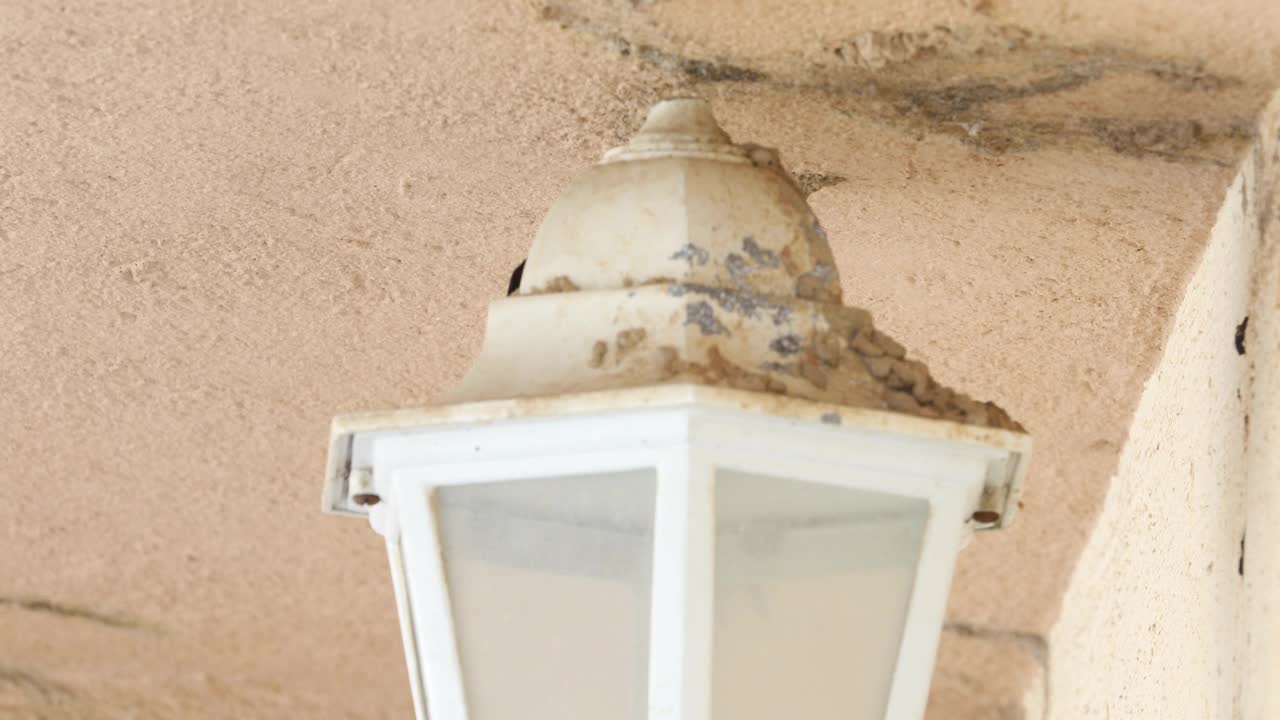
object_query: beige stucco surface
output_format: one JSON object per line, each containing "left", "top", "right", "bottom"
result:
{"left": 2, "top": 1, "right": 1277, "bottom": 717}
{"left": 1045, "top": 158, "right": 1252, "bottom": 720}
{"left": 1242, "top": 96, "right": 1280, "bottom": 720}
{"left": 1043, "top": 93, "right": 1279, "bottom": 720}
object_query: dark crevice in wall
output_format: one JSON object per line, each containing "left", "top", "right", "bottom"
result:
{"left": 0, "top": 663, "right": 75, "bottom": 702}
{"left": 536, "top": 2, "right": 1258, "bottom": 164}
{"left": 794, "top": 172, "right": 849, "bottom": 197}
{"left": 0, "top": 595, "right": 143, "bottom": 631}
{"left": 538, "top": 4, "right": 765, "bottom": 83}
{"left": 507, "top": 259, "right": 526, "bottom": 296}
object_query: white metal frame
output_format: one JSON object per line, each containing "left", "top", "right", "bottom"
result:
{"left": 362, "top": 403, "right": 1001, "bottom": 720}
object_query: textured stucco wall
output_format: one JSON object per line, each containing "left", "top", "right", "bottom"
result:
{"left": 1, "top": 1, "right": 1277, "bottom": 718}
{"left": 1243, "top": 95, "right": 1280, "bottom": 720}
{"left": 1043, "top": 93, "right": 1280, "bottom": 720}
{"left": 1044, "top": 162, "right": 1251, "bottom": 720}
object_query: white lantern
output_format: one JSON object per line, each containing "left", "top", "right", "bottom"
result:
{"left": 323, "top": 99, "right": 1030, "bottom": 720}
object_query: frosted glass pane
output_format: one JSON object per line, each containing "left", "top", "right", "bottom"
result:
{"left": 713, "top": 470, "right": 929, "bottom": 720}
{"left": 436, "top": 470, "right": 656, "bottom": 720}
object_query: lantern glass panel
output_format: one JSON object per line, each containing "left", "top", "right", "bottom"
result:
{"left": 435, "top": 469, "right": 657, "bottom": 720}
{"left": 712, "top": 470, "right": 930, "bottom": 720}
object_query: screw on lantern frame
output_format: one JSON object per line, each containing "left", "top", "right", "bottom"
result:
{"left": 332, "top": 387, "right": 1022, "bottom": 720}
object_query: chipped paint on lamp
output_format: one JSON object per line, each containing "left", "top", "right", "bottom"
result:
{"left": 451, "top": 98, "right": 1023, "bottom": 436}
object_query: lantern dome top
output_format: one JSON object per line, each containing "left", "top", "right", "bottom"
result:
{"left": 518, "top": 97, "right": 840, "bottom": 305}
{"left": 450, "top": 98, "right": 1024, "bottom": 434}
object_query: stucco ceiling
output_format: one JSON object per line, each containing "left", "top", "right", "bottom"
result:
{"left": 2, "top": 1, "right": 1277, "bottom": 717}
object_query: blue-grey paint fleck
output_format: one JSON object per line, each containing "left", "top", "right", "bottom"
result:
{"left": 685, "top": 301, "right": 729, "bottom": 336}
{"left": 669, "top": 282, "right": 792, "bottom": 327}
{"left": 770, "top": 334, "right": 802, "bottom": 355}
{"left": 742, "top": 237, "right": 780, "bottom": 268}
{"left": 671, "top": 243, "right": 709, "bottom": 266}
{"left": 725, "top": 253, "right": 751, "bottom": 279}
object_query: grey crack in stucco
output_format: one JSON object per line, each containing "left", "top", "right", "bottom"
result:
{"left": 0, "top": 595, "right": 143, "bottom": 630}
{"left": 0, "top": 663, "right": 74, "bottom": 701}
{"left": 540, "top": 3, "right": 1256, "bottom": 163}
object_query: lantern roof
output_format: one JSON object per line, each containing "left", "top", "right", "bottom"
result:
{"left": 447, "top": 98, "right": 1024, "bottom": 434}
{"left": 324, "top": 98, "right": 1030, "bottom": 528}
